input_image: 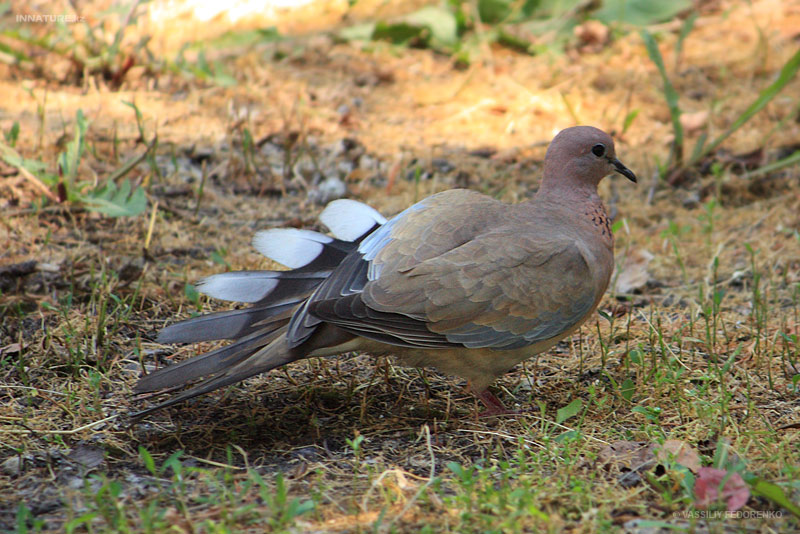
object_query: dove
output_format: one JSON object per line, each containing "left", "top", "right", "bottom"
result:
{"left": 133, "top": 126, "right": 636, "bottom": 416}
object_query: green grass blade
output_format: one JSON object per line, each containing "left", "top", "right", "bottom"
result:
{"left": 748, "top": 149, "right": 800, "bottom": 177}
{"left": 57, "top": 110, "right": 89, "bottom": 185}
{"left": 622, "top": 109, "right": 640, "bottom": 135}
{"left": 642, "top": 30, "right": 683, "bottom": 167}
{"left": 748, "top": 478, "right": 800, "bottom": 518}
{"left": 690, "top": 47, "right": 800, "bottom": 166}
{"left": 674, "top": 11, "right": 697, "bottom": 67}
{"left": 0, "top": 140, "right": 58, "bottom": 184}
{"left": 689, "top": 131, "right": 708, "bottom": 163}
{"left": 556, "top": 398, "right": 583, "bottom": 424}
{"left": 106, "top": 136, "right": 157, "bottom": 182}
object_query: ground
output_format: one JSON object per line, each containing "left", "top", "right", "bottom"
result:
{"left": 1, "top": 0, "right": 799, "bottom": 532}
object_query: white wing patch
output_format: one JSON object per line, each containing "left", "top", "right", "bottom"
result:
{"left": 253, "top": 228, "right": 332, "bottom": 268}
{"left": 320, "top": 199, "right": 387, "bottom": 241}
{"left": 195, "top": 272, "right": 280, "bottom": 303}
{"left": 358, "top": 199, "right": 431, "bottom": 279}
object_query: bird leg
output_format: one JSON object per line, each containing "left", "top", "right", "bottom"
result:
{"left": 475, "top": 388, "right": 519, "bottom": 417}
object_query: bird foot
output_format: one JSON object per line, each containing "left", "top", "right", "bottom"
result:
{"left": 476, "top": 389, "right": 520, "bottom": 418}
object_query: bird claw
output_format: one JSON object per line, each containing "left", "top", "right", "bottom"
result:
{"left": 476, "top": 389, "right": 520, "bottom": 417}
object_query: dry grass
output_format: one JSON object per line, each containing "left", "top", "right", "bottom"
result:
{"left": 1, "top": 0, "right": 800, "bottom": 532}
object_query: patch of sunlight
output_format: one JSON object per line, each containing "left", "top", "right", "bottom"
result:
{"left": 149, "top": 0, "right": 317, "bottom": 24}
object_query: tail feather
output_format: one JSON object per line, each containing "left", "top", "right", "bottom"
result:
{"left": 196, "top": 271, "right": 327, "bottom": 303}
{"left": 132, "top": 329, "right": 297, "bottom": 418}
{"left": 135, "top": 318, "right": 289, "bottom": 394}
{"left": 133, "top": 199, "right": 389, "bottom": 416}
{"left": 252, "top": 228, "right": 355, "bottom": 270}
{"left": 157, "top": 302, "right": 298, "bottom": 344}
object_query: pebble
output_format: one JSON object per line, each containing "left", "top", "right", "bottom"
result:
{"left": 2, "top": 456, "right": 22, "bottom": 476}
{"left": 308, "top": 176, "right": 347, "bottom": 205}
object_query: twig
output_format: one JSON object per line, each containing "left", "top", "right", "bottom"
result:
{"left": 184, "top": 455, "right": 246, "bottom": 470}
{"left": 637, "top": 309, "right": 690, "bottom": 371}
{"left": 384, "top": 424, "right": 436, "bottom": 531}
{"left": 106, "top": 134, "right": 157, "bottom": 182}
{"left": 473, "top": 416, "right": 611, "bottom": 445}
{"left": 144, "top": 199, "right": 158, "bottom": 251}
{"left": 0, "top": 414, "right": 119, "bottom": 435}
{"left": 456, "top": 428, "right": 547, "bottom": 449}
{"left": 0, "top": 385, "right": 68, "bottom": 397}
{"left": 16, "top": 164, "right": 60, "bottom": 203}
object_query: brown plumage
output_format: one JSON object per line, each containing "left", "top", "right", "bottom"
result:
{"left": 133, "top": 126, "right": 636, "bottom": 417}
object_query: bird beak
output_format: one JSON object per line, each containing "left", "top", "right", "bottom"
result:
{"left": 610, "top": 158, "right": 637, "bottom": 183}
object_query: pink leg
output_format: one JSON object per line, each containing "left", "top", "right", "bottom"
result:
{"left": 476, "top": 389, "right": 519, "bottom": 417}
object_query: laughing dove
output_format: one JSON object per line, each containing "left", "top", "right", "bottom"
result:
{"left": 134, "top": 126, "right": 636, "bottom": 416}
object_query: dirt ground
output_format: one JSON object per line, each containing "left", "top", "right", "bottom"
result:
{"left": 1, "top": 0, "right": 800, "bottom": 532}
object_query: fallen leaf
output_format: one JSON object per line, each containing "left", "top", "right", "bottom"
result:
{"left": 656, "top": 439, "right": 702, "bottom": 473}
{"left": 0, "top": 343, "right": 22, "bottom": 355}
{"left": 614, "top": 249, "right": 654, "bottom": 294}
{"left": 598, "top": 441, "right": 654, "bottom": 473}
{"left": 67, "top": 444, "right": 105, "bottom": 469}
{"left": 599, "top": 440, "right": 705, "bottom": 488}
{"left": 694, "top": 467, "right": 749, "bottom": 511}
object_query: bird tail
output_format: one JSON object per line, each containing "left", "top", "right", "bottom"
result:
{"left": 132, "top": 199, "right": 387, "bottom": 416}
{"left": 134, "top": 308, "right": 293, "bottom": 394}
{"left": 133, "top": 267, "right": 326, "bottom": 399}
{"left": 132, "top": 250, "right": 339, "bottom": 415}
{"left": 131, "top": 327, "right": 297, "bottom": 418}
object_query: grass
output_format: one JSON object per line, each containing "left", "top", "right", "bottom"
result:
{"left": 2, "top": 0, "right": 800, "bottom": 532}
{"left": 643, "top": 29, "right": 800, "bottom": 182}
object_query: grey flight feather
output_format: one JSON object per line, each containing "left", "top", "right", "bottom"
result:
{"left": 132, "top": 328, "right": 298, "bottom": 417}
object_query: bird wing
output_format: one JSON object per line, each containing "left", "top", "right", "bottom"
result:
{"left": 289, "top": 189, "right": 602, "bottom": 350}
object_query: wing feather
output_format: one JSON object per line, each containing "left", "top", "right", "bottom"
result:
{"left": 292, "top": 189, "right": 606, "bottom": 351}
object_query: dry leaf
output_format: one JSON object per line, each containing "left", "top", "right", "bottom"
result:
{"left": 0, "top": 343, "right": 22, "bottom": 355}
{"left": 599, "top": 439, "right": 704, "bottom": 488}
{"left": 614, "top": 249, "right": 654, "bottom": 294}
{"left": 67, "top": 444, "right": 105, "bottom": 469}
{"left": 598, "top": 441, "right": 654, "bottom": 472}
{"left": 694, "top": 467, "right": 750, "bottom": 511}
{"left": 655, "top": 440, "right": 702, "bottom": 473}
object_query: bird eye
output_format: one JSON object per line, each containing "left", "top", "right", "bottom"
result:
{"left": 591, "top": 143, "right": 606, "bottom": 157}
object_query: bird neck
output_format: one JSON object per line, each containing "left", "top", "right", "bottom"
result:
{"left": 532, "top": 179, "right": 614, "bottom": 247}
{"left": 536, "top": 177, "right": 602, "bottom": 205}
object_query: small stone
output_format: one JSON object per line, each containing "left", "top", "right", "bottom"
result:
{"left": 574, "top": 20, "right": 610, "bottom": 51}
{"left": 432, "top": 158, "right": 455, "bottom": 173}
{"left": 680, "top": 110, "right": 709, "bottom": 133}
{"left": 682, "top": 191, "right": 701, "bottom": 208}
{"left": 2, "top": 456, "right": 22, "bottom": 476}
{"left": 308, "top": 177, "right": 347, "bottom": 205}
